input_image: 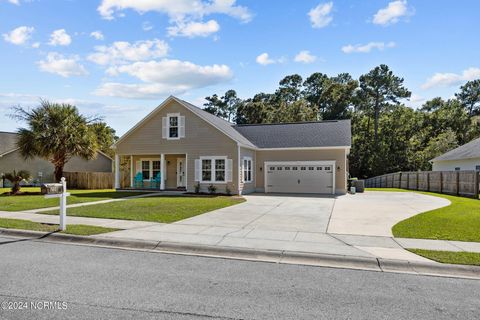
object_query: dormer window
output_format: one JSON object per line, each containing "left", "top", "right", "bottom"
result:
{"left": 162, "top": 113, "right": 185, "bottom": 140}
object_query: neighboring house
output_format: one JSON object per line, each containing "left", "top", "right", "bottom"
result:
{"left": 113, "top": 96, "right": 351, "bottom": 195}
{"left": 0, "top": 131, "right": 113, "bottom": 186}
{"left": 431, "top": 137, "right": 480, "bottom": 171}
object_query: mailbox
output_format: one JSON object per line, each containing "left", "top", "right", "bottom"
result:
{"left": 41, "top": 183, "right": 64, "bottom": 195}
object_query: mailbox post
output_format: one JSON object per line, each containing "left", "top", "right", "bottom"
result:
{"left": 42, "top": 177, "right": 70, "bottom": 231}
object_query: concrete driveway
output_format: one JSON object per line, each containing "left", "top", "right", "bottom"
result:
{"left": 100, "top": 191, "right": 450, "bottom": 262}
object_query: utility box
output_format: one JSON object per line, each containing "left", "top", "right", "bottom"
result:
{"left": 41, "top": 183, "right": 63, "bottom": 195}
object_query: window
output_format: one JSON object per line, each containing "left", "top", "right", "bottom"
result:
{"left": 455, "top": 167, "right": 461, "bottom": 171}
{"left": 141, "top": 159, "right": 162, "bottom": 181}
{"left": 202, "top": 159, "right": 212, "bottom": 181}
{"left": 200, "top": 157, "right": 228, "bottom": 183}
{"left": 476, "top": 165, "right": 480, "bottom": 171}
{"left": 308, "top": 167, "right": 314, "bottom": 170}
{"left": 277, "top": 167, "right": 283, "bottom": 170}
{"left": 142, "top": 161, "right": 150, "bottom": 180}
{"left": 169, "top": 115, "right": 178, "bottom": 138}
{"left": 325, "top": 166, "right": 331, "bottom": 171}
{"left": 285, "top": 166, "right": 290, "bottom": 170}
{"left": 152, "top": 161, "right": 161, "bottom": 179}
{"left": 215, "top": 159, "right": 226, "bottom": 182}
{"left": 269, "top": 167, "right": 275, "bottom": 171}
{"left": 243, "top": 157, "right": 253, "bottom": 183}
{"left": 300, "top": 167, "right": 306, "bottom": 170}
{"left": 292, "top": 167, "right": 298, "bottom": 170}
{"left": 317, "top": 167, "right": 322, "bottom": 170}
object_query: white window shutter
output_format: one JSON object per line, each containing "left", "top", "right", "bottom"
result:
{"left": 194, "top": 159, "right": 200, "bottom": 181}
{"left": 179, "top": 116, "right": 185, "bottom": 138}
{"left": 162, "top": 117, "right": 168, "bottom": 139}
{"left": 226, "top": 159, "right": 233, "bottom": 182}
{"left": 136, "top": 161, "right": 142, "bottom": 175}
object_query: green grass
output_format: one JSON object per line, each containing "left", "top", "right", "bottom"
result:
{"left": 0, "top": 217, "right": 119, "bottom": 235}
{"left": 44, "top": 196, "right": 245, "bottom": 223}
{"left": 369, "top": 188, "right": 480, "bottom": 242}
{"left": 409, "top": 249, "right": 480, "bottom": 266}
{"left": 0, "top": 187, "right": 147, "bottom": 211}
{"left": 365, "top": 188, "right": 410, "bottom": 192}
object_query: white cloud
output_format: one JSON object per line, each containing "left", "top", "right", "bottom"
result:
{"left": 90, "top": 31, "right": 104, "bottom": 40}
{"left": 87, "top": 39, "right": 169, "bottom": 65}
{"left": 256, "top": 53, "right": 278, "bottom": 65}
{"left": 94, "top": 59, "right": 233, "bottom": 99}
{"left": 2, "top": 26, "right": 34, "bottom": 45}
{"left": 4, "top": 0, "right": 19, "bottom": 4}
{"left": 167, "top": 19, "right": 220, "bottom": 37}
{"left": 308, "top": 2, "right": 333, "bottom": 28}
{"left": 294, "top": 50, "right": 317, "bottom": 64}
{"left": 142, "top": 21, "right": 154, "bottom": 31}
{"left": 373, "top": 0, "right": 413, "bottom": 25}
{"left": 421, "top": 67, "right": 480, "bottom": 90}
{"left": 31, "top": 42, "right": 40, "bottom": 48}
{"left": 341, "top": 41, "right": 395, "bottom": 53}
{"left": 37, "top": 52, "right": 88, "bottom": 77}
{"left": 97, "top": 0, "right": 252, "bottom": 22}
{"left": 48, "top": 29, "right": 72, "bottom": 46}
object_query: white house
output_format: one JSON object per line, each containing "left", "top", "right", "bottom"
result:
{"left": 431, "top": 137, "right": 480, "bottom": 171}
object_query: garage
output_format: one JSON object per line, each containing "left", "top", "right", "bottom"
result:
{"left": 264, "top": 161, "right": 335, "bottom": 194}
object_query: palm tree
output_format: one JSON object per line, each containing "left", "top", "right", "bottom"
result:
{"left": 4, "top": 170, "right": 31, "bottom": 194}
{"left": 11, "top": 100, "right": 99, "bottom": 182}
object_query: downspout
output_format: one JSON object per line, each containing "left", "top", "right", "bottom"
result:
{"left": 237, "top": 143, "right": 241, "bottom": 195}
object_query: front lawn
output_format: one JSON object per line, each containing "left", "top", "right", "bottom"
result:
{"left": 409, "top": 249, "right": 480, "bottom": 266}
{"left": 44, "top": 196, "right": 245, "bottom": 223}
{"left": 0, "top": 188, "right": 147, "bottom": 211}
{"left": 0, "top": 217, "right": 119, "bottom": 235}
{"left": 368, "top": 189, "right": 480, "bottom": 242}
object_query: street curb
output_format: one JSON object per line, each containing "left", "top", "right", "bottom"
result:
{"left": 1, "top": 228, "right": 479, "bottom": 280}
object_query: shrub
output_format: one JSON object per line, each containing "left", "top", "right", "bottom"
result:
{"left": 4, "top": 170, "right": 31, "bottom": 194}
{"left": 225, "top": 186, "right": 232, "bottom": 196}
{"left": 208, "top": 184, "right": 217, "bottom": 194}
{"left": 194, "top": 182, "right": 201, "bottom": 194}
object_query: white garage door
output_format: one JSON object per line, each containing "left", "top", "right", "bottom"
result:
{"left": 265, "top": 161, "right": 335, "bottom": 194}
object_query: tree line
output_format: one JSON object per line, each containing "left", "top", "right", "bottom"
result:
{"left": 203, "top": 64, "right": 480, "bottom": 178}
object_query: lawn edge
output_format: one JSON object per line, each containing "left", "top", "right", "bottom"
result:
{"left": 1, "top": 228, "right": 480, "bottom": 280}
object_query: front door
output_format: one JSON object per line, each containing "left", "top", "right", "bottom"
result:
{"left": 176, "top": 158, "right": 186, "bottom": 187}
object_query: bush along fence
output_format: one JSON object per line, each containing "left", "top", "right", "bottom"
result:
{"left": 365, "top": 171, "right": 480, "bottom": 199}
{"left": 63, "top": 171, "right": 113, "bottom": 189}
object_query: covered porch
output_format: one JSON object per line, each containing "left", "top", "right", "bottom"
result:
{"left": 114, "top": 153, "right": 187, "bottom": 191}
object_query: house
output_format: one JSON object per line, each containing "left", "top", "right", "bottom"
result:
{"left": 113, "top": 96, "right": 351, "bottom": 195}
{"left": 431, "top": 137, "right": 480, "bottom": 171}
{"left": 0, "top": 131, "right": 113, "bottom": 186}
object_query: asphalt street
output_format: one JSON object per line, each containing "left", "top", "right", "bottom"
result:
{"left": 0, "top": 236, "right": 479, "bottom": 319}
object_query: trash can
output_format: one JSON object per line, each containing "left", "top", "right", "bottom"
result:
{"left": 350, "top": 186, "right": 356, "bottom": 194}
{"left": 352, "top": 180, "right": 365, "bottom": 193}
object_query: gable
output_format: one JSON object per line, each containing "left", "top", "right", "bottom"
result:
{"left": 114, "top": 99, "right": 237, "bottom": 155}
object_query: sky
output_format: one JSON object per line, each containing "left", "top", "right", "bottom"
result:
{"left": 1, "top": 0, "right": 479, "bottom": 136}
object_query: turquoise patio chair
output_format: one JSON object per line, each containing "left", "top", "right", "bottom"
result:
{"left": 151, "top": 172, "right": 161, "bottom": 189}
{"left": 133, "top": 172, "right": 144, "bottom": 188}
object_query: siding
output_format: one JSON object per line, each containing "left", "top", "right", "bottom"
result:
{"left": 0, "top": 150, "right": 112, "bottom": 184}
{"left": 115, "top": 100, "right": 239, "bottom": 193}
{"left": 255, "top": 149, "right": 348, "bottom": 194}
{"left": 432, "top": 158, "right": 480, "bottom": 171}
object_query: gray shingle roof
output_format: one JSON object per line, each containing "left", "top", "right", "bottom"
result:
{"left": 0, "top": 132, "right": 18, "bottom": 155}
{"left": 232, "top": 120, "right": 351, "bottom": 148}
{"left": 178, "top": 98, "right": 257, "bottom": 148}
{"left": 431, "top": 137, "right": 480, "bottom": 162}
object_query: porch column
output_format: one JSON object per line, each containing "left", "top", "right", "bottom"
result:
{"left": 114, "top": 153, "right": 120, "bottom": 189}
{"left": 130, "top": 155, "right": 134, "bottom": 188}
{"left": 160, "top": 153, "right": 165, "bottom": 190}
